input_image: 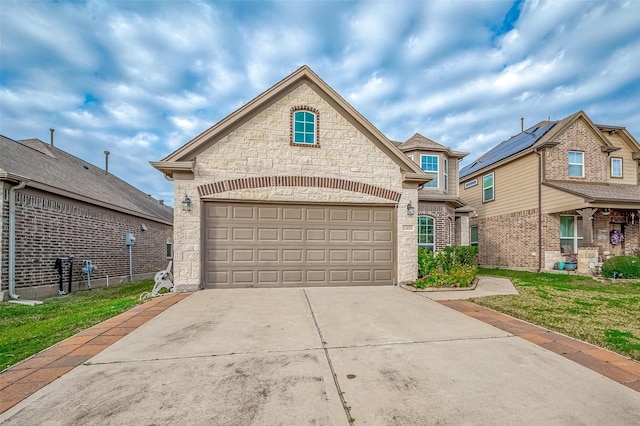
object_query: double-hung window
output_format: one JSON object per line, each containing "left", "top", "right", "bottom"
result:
{"left": 482, "top": 173, "right": 494, "bottom": 202}
{"left": 417, "top": 215, "right": 435, "bottom": 252}
{"left": 611, "top": 157, "right": 623, "bottom": 178}
{"left": 421, "top": 155, "right": 438, "bottom": 188}
{"left": 560, "top": 215, "right": 583, "bottom": 253}
{"left": 568, "top": 151, "right": 584, "bottom": 177}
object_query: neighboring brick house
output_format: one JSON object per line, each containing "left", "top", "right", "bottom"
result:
{"left": 152, "top": 65, "right": 431, "bottom": 291}
{"left": 395, "top": 134, "right": 472, "bottom": 251}
{"left": 1, "top": 136, "right": 173, "bottom": 300}
{"left": 459, "top": 111, "right": 640, "bottom": 273}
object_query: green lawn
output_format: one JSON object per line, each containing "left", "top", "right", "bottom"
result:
{"left": 0, "top": 280, "right": 153, "bottom": 371}
{"left": 473, "top": 268, "right": 640, "bottom": 361}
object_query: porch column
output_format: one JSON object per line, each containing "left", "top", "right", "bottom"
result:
{"left": 576, "top": 208, "right": 597, "bottom": 245}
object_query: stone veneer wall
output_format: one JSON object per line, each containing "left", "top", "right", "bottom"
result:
{"left": 172, "top": 83, "right": 418, "bottom": 290}
{"left": 1, "top": 187, "right": 172, "bottom": 299}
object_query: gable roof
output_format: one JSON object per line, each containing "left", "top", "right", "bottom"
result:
{"left": 1, "top": 136, "right": 173, "bottom": 224}
{"left": 460, "top": 110, "right": 622, "bottom": 179}
{"left": 396, "top": 133, "right": 468, "bottom": 159}
{"left": 151, "top": 65, "right": 427, "bottom": 184}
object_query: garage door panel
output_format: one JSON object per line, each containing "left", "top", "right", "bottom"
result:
{"left": 282, "top": 250, "right": 303, "bottom": 262}
{"left": 258, "top": 249, "right": 278, "bottom": 262}
{"left": 232, "top": 249, "right": 254, "bottom": 262}
{"left": 232, "top": 206, "right": 254, "bottom": 219}
{"left": 258, "top": 207, "right": 279, "bottom": 220}
{"left": 258, "top": 229, "right": 278, "bottom": 241}
{"left": 204, "top": 202, "right": 394, "bottom": 288}
{"left": 233, "top": 228, "right": 254, "bottom": 240}
{"left": 282, "top": 228, "right": 303, "bottom": 241}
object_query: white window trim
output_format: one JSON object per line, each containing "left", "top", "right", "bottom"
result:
{"left": 418, "top": 215, "right": 435, "bottom": 252}
{"left": 611, "top": 157, "right": 623, "bottom": 178}
{"left": 464, "top": 179, "right": 478, "bottom": 189}
{"left": 421, "top": 154, "right": 439, "bottom": 189}
{"left": 482, "top": 172, "right": 494, "bottom": 202}
{"left": 560, "top": 215, "right": 583, "bottom": 253}
{"left": 443, "top": 158, "right": 449, "bottom": 193}
{"left": 568, "top": 151, "right": 584, "bottom": 178}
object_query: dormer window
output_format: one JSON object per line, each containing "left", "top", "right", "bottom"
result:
{"left": 291, "top": 107, "right": 319, "bottom": 147}
{"left": 421, "top": 155, "right": 438, "bottom": 188}
{"left": 611, "top": 157, "right": 623, "bottom": 178}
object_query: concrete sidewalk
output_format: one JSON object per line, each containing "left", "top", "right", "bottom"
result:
{"left": 2, "top": 286, "right": 640, "bottom": 425}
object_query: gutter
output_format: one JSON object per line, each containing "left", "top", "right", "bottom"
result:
{"left": 534, "top": 148, "right": 543, "bottom": 272}
{"left": 8, "top": 180, "right": 27, "bottom": 299}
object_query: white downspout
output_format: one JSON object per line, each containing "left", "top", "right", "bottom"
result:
{"left": 9, "top": 180, "right": 27, "bottom": 299}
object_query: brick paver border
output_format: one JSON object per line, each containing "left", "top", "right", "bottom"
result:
{"left": 0, "top": 293, "right": 191, "bottom": 414}
{"left": 440, "top": 299, "right": 640, "bottom": 393}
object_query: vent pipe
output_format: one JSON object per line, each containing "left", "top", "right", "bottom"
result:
{"left": 520, "top": 118, "right": 524, "bottom": 133}
{"left": 50, "top": 128, "right": 55, "bottom": 146}
{"left": 104, "top": 151, "right": 110, "bottom": 175}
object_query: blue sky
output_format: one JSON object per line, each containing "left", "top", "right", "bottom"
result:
{"left": 1, "top": 0, "right": 639, "bottom": 206}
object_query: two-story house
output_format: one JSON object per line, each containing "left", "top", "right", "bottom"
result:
{"left": 396, "top": 134, "right": 471, "bottom": 251}
{"left": 460, "top": 110, "right": 640, "bottom": 273}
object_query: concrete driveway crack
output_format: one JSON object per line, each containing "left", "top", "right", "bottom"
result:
{"left": 303, "top": 289, "right": 355, "bottom": 425}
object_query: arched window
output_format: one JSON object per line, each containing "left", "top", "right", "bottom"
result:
{"left": 291, "top": 107, "right": 319, "bottom": 146}
{"left": 418, "top": 215, "right": 435, "bottom": 252}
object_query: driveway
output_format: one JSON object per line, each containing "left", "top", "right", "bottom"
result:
{"left": 2, "top": 286, "right": 640, "bottom": 425}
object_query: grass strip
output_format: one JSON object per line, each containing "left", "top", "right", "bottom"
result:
{"left": 473, "top": 269, "right": 640, "bottom": 361}
{"left": 0, "top": 280, "right": 153, "bottom": 371}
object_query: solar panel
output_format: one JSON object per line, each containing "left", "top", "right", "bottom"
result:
{"left": 460, "top": 121, "right": 556, "bottom": 178}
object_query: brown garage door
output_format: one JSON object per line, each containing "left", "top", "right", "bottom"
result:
{"left": 204, "top": 201, "right": 395, "bottom": 288}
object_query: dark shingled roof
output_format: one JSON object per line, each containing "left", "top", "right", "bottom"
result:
{"left": 1, "top": 135, "right": 172, "bottom": 224}
{"left": 543, "top": 181, "right": 640, "bottom": 203}
{"left": 460, "top": 121, "right": 557, "bottom": 178}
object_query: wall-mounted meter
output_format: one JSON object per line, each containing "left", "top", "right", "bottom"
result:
{"left": 126, "top": 233, "right": 136, "bottom": 246}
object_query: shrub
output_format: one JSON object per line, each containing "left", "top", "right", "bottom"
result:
{"left": 602, "top": 255, "right": 640, "bottom": 279}
{"left": 414, "top": 246, "right": 478, "bottom": 288}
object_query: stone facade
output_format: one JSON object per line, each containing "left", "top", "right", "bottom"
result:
{"left": 171, "top": 82, "right": 419, "bottom": 291}
{"left": 1, "top": 187, "right": 172, "bottom": 299}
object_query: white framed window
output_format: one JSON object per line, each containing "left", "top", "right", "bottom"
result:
{"left": 421, "top": 155, "right": 438, "bottom": 188}
{"left": 166, "top": 242, "right": 173, "bottom": 258}
{"left": 470, "top": 225, "right": 478, "bottom": 247}
{"left": 464, "top": 179, "right": 478, "bottom": 189}
{"left": 568, "top": 151, "right": 584, "bottom": 177}
{"left": 443, "top": 158, "right": 449, "bottom": 192}
{"left": 418, "top": 215, "right": 435, "bottom": 252}
{"left": 482, "top": 172, "right": 494, "bottom": 202}
{"left": 560, "top": 215, "right": 583, "bottom": 253}
{"left": 611, "top": 157, "right": 623, "bottom": 178}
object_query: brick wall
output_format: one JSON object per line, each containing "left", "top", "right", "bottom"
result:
{"left": 418, "top": 202, "right": 456, "bottom": 251}
{"left": 545, "top": 119, "right": 608, "bottom": 181}
{"left": 1, "top": 187, "right": 172, "bottom": 299}
{"left": 473, "top": 208, "right": 539, "bottom": 269}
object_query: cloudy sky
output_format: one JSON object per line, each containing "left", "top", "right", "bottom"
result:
{"left": 2, "top": 0, "right": 639, "bottom": 206}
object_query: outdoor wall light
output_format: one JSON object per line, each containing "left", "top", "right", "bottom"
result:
{"left": 181, "top": 194, "right": 192, "bottom": 212}
{"left": 407, "top": 202, "right": 415, "bottom": 216}
{"left": 602, "top": 208, "right": 611, "bottom": 216}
